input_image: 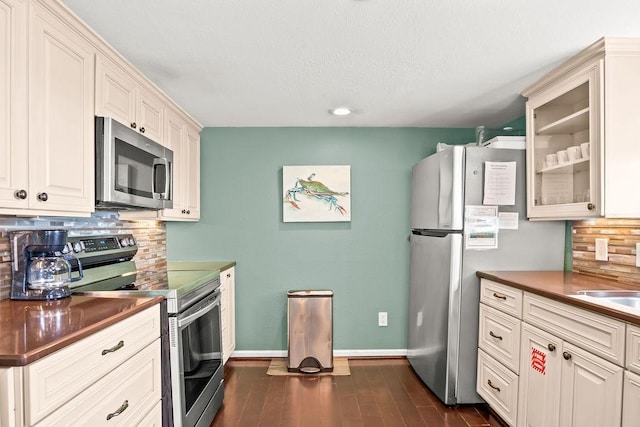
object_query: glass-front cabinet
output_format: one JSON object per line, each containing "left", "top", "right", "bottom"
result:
{"left": 525, "top": 62, "right": 601, "bottom": 219}
{"left": 523, "top": 37, "right": 640, "bottom": 220}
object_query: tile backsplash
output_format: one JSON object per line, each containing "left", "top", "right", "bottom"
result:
{"left": 572, "top": 218, "right": 640, "bottom": 284}
{"left": 0, "top": 212, "right": 166, "bottom": 299}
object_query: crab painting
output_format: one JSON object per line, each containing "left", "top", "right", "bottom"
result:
{"left": 284, "top": 173, "right": 349, "bottom": 215}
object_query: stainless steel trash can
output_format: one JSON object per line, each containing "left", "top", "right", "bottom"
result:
{"left": 287, "top": 290, "right": 333, "bottom": 373}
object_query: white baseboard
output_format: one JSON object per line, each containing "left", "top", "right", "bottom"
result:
{"left": 231, "top": 349, "right": 407, "bottom": 359}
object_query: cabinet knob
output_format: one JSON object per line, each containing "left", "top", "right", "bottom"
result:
{"left": 14, "top": 189, "right": 27, "bottom": 200}
{"left": 37, "top": 192, "right": 48, "bottom": 201}
{"left": 227, "top": 273, "right": 231, "bottom": 278}
{"left": 130, "top": 122, "right": 137, "bottom": 129}
{"left": 140, "top": 127, "right": 145, "bottom": 133}
{"left": 181, "top": 209, "right": 186, "bottom": 214}
{"left": 563, "top": 351, "right": 572, "bottom": 360}
{"left": 186, "top": 210, "right": 190, "bottom": 214}
{"left": 587, "top": 203, "right": 595, "bottom": 211}
{"left": 548, "top": 343, "right": 556, "bottom": 352}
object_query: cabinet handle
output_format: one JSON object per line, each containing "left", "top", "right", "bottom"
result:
{"left": 487, "top": 379, "right": 501, "bottom": 392}
{"left": 548, "top": 343, "right": 556, "bottom": 352}
{"left": 140, "top": 127, "right": 145, "bottom": 133}
{"left": 587, "top": 203, "right": 595, "bottom": 211}
{"left": 563, "top": 351, "right": 572, "bottom": 360}
{"left": 14, "top": 189, "right": 27, "bottom": 200}
{"left": 181, "top": 209, "right": 186, "bottom": 214}
{"left": 106, "top": 400, "right": 129, "bottom": 420}
{"left": 227, "top": 273, "right": 231, "bottom": 278}
{"left": 489, "top": 331, "right": 503, "bottom": 340}
{"left": 37, "top": 192, "right": 48, "bottom": 201}
{"left": 101, "top": 340, "right": 124, "bottom": 356}
{"left": 492, "top": 292, "right": 507, "bottom": 300}
{"left": 130, "top": 122, "right": 137, "bottom": 129}
{"left": 186, "top": 210, "right": 190, "bottom": 214}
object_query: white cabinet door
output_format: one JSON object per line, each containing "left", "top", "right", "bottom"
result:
{"left": 623, "top": 370, "right": 640, "bottom": 427}
{"left": 184, "top": 124, "right": 200, "bottom": 218}
{"left": 28, "top": 1, "right": 94, "bottom": 214}
{"left": 136, "top": 86, "right": 164, "bottom": 144}
{"left": 0, "top": 0, "right": 28, "bottom": 210}
{"left": 559, "top": 341, "right": 623, "bottom": 427}
{"left": 221, "top": 266, "right": 235, "bottom": 364}
{"left": 0, "top": 367, "right": 18, "bottom": 427}
{"left": 95, "top": 54, "right": 136, "bottom": 128}
{"left": 517, "top": 323, "right": 562, "bottom": 427}
{"left": 157, "top": 109, "right": 200, "bottom": 221}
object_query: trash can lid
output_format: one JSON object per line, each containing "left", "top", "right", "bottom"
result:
{"left": 287, "top": 290, "right": 333, "bottom": 297}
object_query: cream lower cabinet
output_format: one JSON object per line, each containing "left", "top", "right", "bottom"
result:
{"left": 3, "top": 304, "right": 161, "bottom": 427}
{"left": 518, "top": 323, "right": 623, "bottom": 427}
{"left": 221, "top": 266, "right": 236, "bottom": 364}
{"left": 0, "top": 367, "right": 19, "bottom": 427}
{"left": 478, "top": 279, "right": 626, "bottom": 427}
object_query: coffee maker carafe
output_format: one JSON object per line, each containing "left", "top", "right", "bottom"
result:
{"left": 10, "top": 230, "right": 83, "bottom": 300}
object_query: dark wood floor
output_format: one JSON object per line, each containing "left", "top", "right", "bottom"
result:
{"left": 211, "top": 358, "right": 504, "bottom": 427}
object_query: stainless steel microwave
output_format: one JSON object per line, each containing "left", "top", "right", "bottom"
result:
{"left": 95, "top": 116, "right": 173, "bottom": 210}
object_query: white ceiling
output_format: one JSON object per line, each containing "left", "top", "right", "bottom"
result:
{"left": 62, "top": 0, "right": 640, "bottom": 128}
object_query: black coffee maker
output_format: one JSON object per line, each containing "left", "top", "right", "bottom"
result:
{"left": 10, "top": 230, "right": 83, "bottom": 300}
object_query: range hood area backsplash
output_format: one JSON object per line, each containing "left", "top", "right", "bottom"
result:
{"left": 572, "top": 218, "right": 640, "bottom": 284}
{"left": 0, "top": 212, "right": 167, "bottom": 299}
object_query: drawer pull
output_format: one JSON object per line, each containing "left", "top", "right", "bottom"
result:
{"left": 106, "top": 400, "right": 129, "bottom": 420}
{"left": 548, "top": 343, "right": 556, "bottom": 352}
{"left": 492, "top": 292, "right": 507, "bottom": 300}
{"left": 487, "top": 379, "right": 501, "bottom": 392}
{"left": 563, "top": 351, "right": 572, "bottom": 360}
{"left": 489, "top": 331, "right": 503, "bottom": 340}
{"left": 101, "top": 340, "right": 124, "bottom": 356}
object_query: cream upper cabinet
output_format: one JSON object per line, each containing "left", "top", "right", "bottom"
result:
{"left": 523, "top": 37, "right": 640, "bottom": 220}
{"left": 157, "top": 108, "right": 200, "bottom": 221}
{"left": 0, "top": 0, "right": 94, "bottom": 216}
{"left": 0, "top": 0, "right": 28, "bottom": 210}
{"left": 221, "top": 266, "right": 236, "bottom": 364}
{"left": 95, "top": 54, "right": 165, "bottom": 145}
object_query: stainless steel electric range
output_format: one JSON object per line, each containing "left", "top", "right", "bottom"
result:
{"left": 68, "top": 234, "right": 224, "bottom": 427}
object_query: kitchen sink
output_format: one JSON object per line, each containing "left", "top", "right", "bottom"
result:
{"left": 576, "top": 290, "right": 640, "bottom": 309}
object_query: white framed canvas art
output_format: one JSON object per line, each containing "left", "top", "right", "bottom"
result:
{"left": 283, "top": 165, "right": 351, "bottom": 222}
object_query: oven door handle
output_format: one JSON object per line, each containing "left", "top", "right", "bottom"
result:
{"left": 178, "top": 294, "right": 220, "bottom": 329}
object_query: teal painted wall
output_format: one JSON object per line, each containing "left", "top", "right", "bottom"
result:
{"left": 166, "top": 127, "right": 475, "bottom": 351}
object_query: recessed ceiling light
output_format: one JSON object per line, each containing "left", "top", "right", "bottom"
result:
{"left": 330, "top": 107, "right": 352, "bottom": 116}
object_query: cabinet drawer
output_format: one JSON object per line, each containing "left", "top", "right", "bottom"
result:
{"left": 480, "top": 279, "right": 523, "bottom": 318}
{"left": 24, "top": 304, "right": 160, "bottom": 425}
{"left": 523, "top": 293, "right": 625, "bottom": 366}
{"left": 36, "top": 339, "right": 162, "bottom": 426}
{"left": 477, "top": 349, "right": 518, "bottom": 427}
{"left": 626, "top": 324, "right": 640, "bottom": 374}
{"left": 479, "top": 304, "right": 521, "bottom": 374}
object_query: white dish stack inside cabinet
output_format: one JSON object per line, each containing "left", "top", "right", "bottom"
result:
{"left": 522, "top": 37, "right": 640, "bottom": 220}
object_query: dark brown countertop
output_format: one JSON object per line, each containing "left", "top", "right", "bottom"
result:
{"left": 477, "top": 271, "right": 640, "bottom": 325}
{"left": 0, "top": 295, "right": 162, "bottom": 367}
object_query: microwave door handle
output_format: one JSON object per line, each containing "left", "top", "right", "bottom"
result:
{"left": 152, "top": 158, "right": 170, "bottom": 200}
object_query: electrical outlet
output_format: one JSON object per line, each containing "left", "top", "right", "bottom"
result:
{"left": 595, "top": 238, "right": 608, "bottom": 261}
{"left": 378, "top": 312, "right": 388, "bottom": 327}
{"left": 636, "top": 243, "right": 640, "bottom": 267}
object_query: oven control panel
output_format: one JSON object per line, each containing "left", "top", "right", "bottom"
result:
{"left": 64, "top": 234, "right": 137, "bottom": 256}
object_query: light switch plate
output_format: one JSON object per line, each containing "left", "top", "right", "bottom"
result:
{"left": 636, "top": 243, "right": 640, "bottom": 267}
{"left": 595, "top": 238, "right": 608, "bottom": 261}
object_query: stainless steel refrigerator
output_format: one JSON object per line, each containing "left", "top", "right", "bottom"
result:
{"left": 408, "top": 145, "right": 565, "bottom": 405}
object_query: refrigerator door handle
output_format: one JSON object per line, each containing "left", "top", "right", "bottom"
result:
{"left": 445, "top": 233, "right": 463, "bottom": 404}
